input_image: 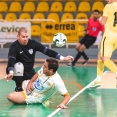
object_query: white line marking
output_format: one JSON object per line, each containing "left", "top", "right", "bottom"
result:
{"left": 47, "top": 71, "right": 109, "bottom": 117}
{"left": 102, "top": 71, "right": 109, "bottom": 75}
{"left": 47, "top": 79, "right": 96, "bottom": 117}
{"left": 47, "top": 80, "right": 101, "bottom": 116}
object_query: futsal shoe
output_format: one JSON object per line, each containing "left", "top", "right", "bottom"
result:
{"left": 88, "top": 81, "right": 101, "bottom": 90}
{"left": 14, "top": 86, "right": 23, "bottom": 92}
{"left": 82, "top": 57, "right": 89, "bottom": 65}
{"left": 42, "top": 100, "right": 51, "bottom": 107}
{"left": 67, "top": 62, "right": 75, "bottom": 67}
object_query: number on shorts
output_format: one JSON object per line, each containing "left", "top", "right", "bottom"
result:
{"left": 113, "top": 12, "right": 117, "bottom": 27}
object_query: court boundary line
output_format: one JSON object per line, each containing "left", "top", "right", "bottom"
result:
{"left": 47, "top": 71, "right": 108, "bottom": 117}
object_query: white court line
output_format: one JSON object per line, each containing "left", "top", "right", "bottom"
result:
{"left": 47, "top": 79, "right": 97, "bottom": 117}
{"left": 47, "top": 71, "right": 108, "bottom": 117}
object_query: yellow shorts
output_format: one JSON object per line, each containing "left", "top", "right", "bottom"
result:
{"left": 100, "top": 29, "right": 117, "bottom": 57}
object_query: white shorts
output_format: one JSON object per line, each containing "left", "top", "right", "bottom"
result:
{"left": 21, "top": 80, "right": 42, "bottom": 104}
{"left": 21, "top": 80, "right": 55, "bottom": 104}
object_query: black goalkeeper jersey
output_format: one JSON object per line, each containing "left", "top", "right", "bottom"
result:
{"left": 7, "top": 39, "right": 59, "bottom": 73}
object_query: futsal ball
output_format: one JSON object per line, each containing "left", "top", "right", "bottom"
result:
{"left": 53, "top": 33, "right": 67, "bottom": 47}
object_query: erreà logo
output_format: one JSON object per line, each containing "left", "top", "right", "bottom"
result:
{"left": 45, "top": 24, "right": 75, "bottom": 30}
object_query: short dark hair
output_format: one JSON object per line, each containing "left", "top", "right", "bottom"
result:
{"left": 46, "top": 58, "right": 59, "bottom": 72}
{"left": 93, "top": 9, "right": 100, "bottom": 14}
{"left": 18, "top": 27, "right": 28, "bottom": 35}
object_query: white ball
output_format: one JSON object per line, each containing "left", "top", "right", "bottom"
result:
{"left": 53, "top": 33, "right": 67, "bottom": 47}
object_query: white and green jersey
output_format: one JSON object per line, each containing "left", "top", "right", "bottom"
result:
{"left": 22, "top": 67, "right": 68, "bottom": 104}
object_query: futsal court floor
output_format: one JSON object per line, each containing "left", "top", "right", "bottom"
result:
{"left": 0, "top": 63, "right": 117, "bottom": 117}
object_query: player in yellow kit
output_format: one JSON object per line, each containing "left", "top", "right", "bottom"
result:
{"left": 90, "top": 0, "right": 117, "bottom": 88}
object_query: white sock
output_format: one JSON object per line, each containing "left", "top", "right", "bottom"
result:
{"left": 96, "top": 76, "right": 101, "bottom": 81}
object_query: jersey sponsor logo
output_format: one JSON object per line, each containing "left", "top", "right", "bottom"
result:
{"left": 28, "top": 49, "right": 33, "bottom": 54}
{"left": 20, "top": 51, "right": 23, "bottom": 54}
{"left": 45, "top": 24, "right": 75, "bottom": 30}
{"left": 92, "top": 27, "right": 97, "bottom": 31}
{"left": 33, "top": 78, "right": 44, "bottom": 91}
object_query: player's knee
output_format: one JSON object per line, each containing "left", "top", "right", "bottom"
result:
{"left": 102, "top": 57, "right": 110, "bottom": 63}
{"left": 103, "top": 59, "right": 109, "bottom": 65}
{"left": 7, "top": 93, "right": 13, "bottom": 101}
{"left": 75, "top": 45, "right": 78, "bottom": 51}
{"left": 79, "top": 45, "right": 86, "bottom": 52}
{"left": 14, "top": 62, "right": 24, "bottom": 76}
{"left": 79, "top": 49, "right": 83, "bottom": 52}
{"left": 75, "top": 44, "right": 80, "bottom": 51}
{"left": 79, "top": 47, "right": 84, "bottom": 52}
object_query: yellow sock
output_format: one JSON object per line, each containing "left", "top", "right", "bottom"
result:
{"left": 97, "top": 60, "right": 104, "bottom": 76}
{"left": 104, "top": 59, "right": 117, "bottom": 74}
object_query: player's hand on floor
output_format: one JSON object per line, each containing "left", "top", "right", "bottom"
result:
{"left": 64, "top": 56, "right": 74, "bottom": 62}
{"left": 57, "top": 103, "right": 68, "bottom": 109}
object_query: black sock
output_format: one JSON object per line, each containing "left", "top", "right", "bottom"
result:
{"left": 73, "top": 52, "right": 82, "bottom": 64}
{"left": 13, "top": 76, "right": 23, "bottom": 91}
{"left": 81, "top": 51, "right": 89, "bottom": 60}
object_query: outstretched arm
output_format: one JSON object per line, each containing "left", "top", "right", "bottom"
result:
{"left": 57, "top": 93, "right": 70, "bottom": 109}
{"left": 43, "top": 48, "right": 74, "bottom": 62}
{"left": 99, "top": 16, "right": 107, "bottom": 25}
{"left": 34, "top": 41, "right": 74, "bottom": 62}
{"left": 99, "top": 4, "right": 108, "bottom": 26}
{"left": 61, "top": 55, "right": 74, "bottom": 61}
{"left": 5, "top": 45, "right": 17, "bottom": 82}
